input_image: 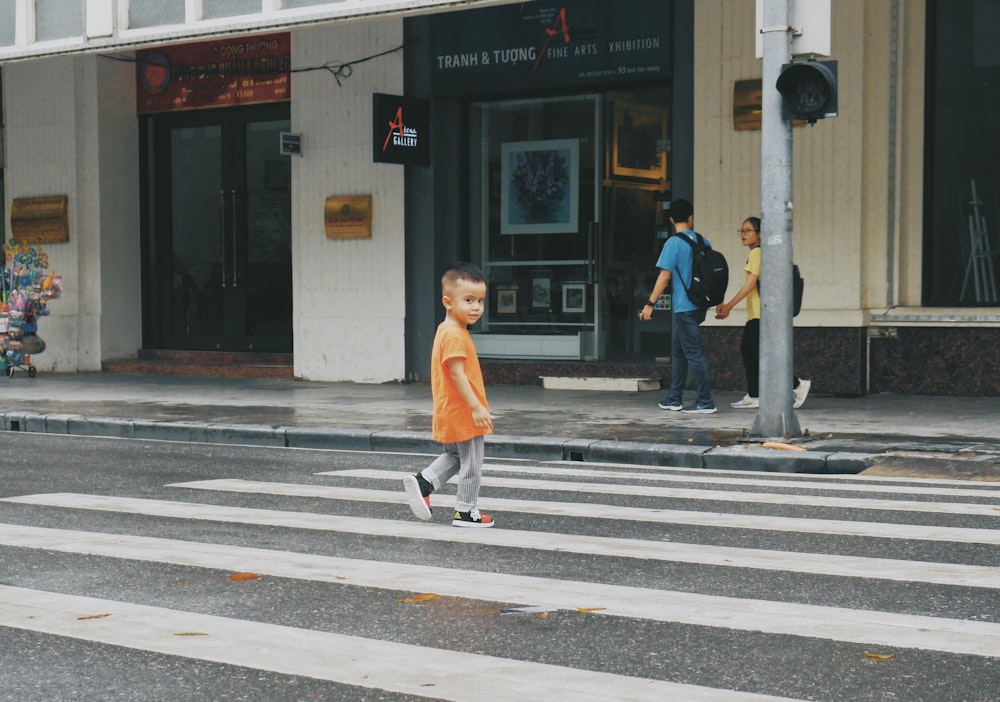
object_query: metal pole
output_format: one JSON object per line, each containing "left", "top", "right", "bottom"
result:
{"left": 751, "top": 0, "right": 801, "bottom": 438}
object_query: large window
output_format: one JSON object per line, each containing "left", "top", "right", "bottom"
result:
{"left": 470, "top": 96, "right": 599, "bottom": 343}
{"left": 925, "top": 0, "right": 1000, "bottom": 305}
{"left": 469, "top": 89, "right": 670, "bottom": 361}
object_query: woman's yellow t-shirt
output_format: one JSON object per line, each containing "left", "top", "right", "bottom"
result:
{"left": 746, "top": 246, "right": 761, "bottom": 321}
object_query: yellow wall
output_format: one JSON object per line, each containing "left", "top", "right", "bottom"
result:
{"left": 693, "top": 0, "right": 925, "bottom": 328}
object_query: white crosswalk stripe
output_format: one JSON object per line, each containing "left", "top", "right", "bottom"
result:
{"left": 4, "top": 491, "right": 998, "bottom": 588}
{"left": 320, "top": 468, "right": 1000, "bottom": 516}
{"left": 1, "top": 454, "right": 997, "bottom": 701}
{"left": 1, "top": 585, "right": 800, "bottom": 702}
{"left": 0, "top": 524, "right": 998, "bottom": 657}
{"left": 475, "top": 462, "right": 1000, "bottom": 498}
{"left": 169, "top": 478, "right": 1000, "bottom": 545}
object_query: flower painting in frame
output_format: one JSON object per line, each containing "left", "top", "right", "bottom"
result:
{"left": 500, "top": 139, "right": 580, "bottom": 235}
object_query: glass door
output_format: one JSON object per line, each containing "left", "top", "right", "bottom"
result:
{"left": 145, "top": 104, "right": 292, "bottom": 352}
{"left": 469, "top": 89, "right": 669, "bottom": 361}
{"left": 600, "top": 88, "right": 671, "bottom": 362}
{"left": 470, "top": 95, "right": 600, "bottom": 360}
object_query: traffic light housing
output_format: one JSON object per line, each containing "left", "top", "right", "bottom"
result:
{"left": 776, "top": 60, "right": 838, "bottom": 124}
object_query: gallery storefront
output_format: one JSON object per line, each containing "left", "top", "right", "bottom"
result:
{"left": 403, "top": 0, "right": 686, "bottom": 379}
{"left": 3, "top": 1, "right": 1000, "bottom": 395}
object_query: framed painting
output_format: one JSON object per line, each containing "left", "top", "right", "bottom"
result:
{"left": 562, "top": 282, "right": 586, "bottom": 313}
{"left": 532, "top": 276, "right": 551, "bottom": 309}
{"left": 612, "top": 102, "right": 668, "bottom": 180}
{"left": 500, "top": 139, "right": 580, "bottom": 235}
{"left": 496, "top": 287, "right": 518, "bottom": 314}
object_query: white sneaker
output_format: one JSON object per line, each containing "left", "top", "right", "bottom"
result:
{"left": 793, "top": 379, "right": 812, "bottom": 409}
{"left": 730, "top": 394, "right": 759, "bottom": 409}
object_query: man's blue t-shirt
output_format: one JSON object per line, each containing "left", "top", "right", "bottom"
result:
{"left": 655, "top": 231, "right": 711, "bottom": 314}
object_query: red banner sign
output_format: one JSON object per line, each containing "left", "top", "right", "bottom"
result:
{"left": 136, "top": 33, "right": 290, "bottom": 113}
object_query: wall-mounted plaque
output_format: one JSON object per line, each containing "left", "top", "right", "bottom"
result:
{"left": 324, "top": 195, "right": 372, "bottom": 239}
{"left": 733, "top": 79, "right": 763, "bottom": 131}
{"left": 10, "top": 195, "right": 69, "bottom": 243}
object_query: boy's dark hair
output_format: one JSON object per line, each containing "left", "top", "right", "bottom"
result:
{"left": 441, "top": 261, "right": 485, "bottom": 289}
{"left": 668, "top": 198, "right": 694, "bottom": 223}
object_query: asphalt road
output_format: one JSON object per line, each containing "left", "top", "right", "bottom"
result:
{"left": 0, "top": 432, "right": 997, "bottom": 701}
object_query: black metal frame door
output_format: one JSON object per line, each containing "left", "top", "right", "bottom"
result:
{"left": 146, "top": 103, "right": 291, "bottom": 352}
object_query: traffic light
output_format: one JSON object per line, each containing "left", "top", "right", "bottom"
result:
{"left": 776, "top": 59, "right": 838, "bottom": 124}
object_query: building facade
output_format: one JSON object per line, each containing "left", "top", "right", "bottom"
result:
{"left": 1, "top": 1, "right": 997, "bottom": 395}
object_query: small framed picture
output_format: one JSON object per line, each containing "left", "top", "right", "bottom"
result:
{"left": 562, "top": 282, "right": 586, "bottom": 313}
{"left": 496, "top": 288, "right": 517, "bottom": 314}
{"left": 532, "top": 277, "right": 551, "bottom": 309}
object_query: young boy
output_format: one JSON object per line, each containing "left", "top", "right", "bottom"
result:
{"left": 402, "top": 262, "right": 495, "bottom": 528}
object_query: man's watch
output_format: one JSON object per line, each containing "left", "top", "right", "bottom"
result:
{"left": 646, "top": 300, "right": 657, "bottom": 307}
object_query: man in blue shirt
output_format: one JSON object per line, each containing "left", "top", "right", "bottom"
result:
{"left": 639, "top": 199, "right": 717, "bottom": 414}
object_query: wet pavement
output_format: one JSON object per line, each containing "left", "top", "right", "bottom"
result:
{"left": 2, "top": 372, "right": 999, "bottom": 478}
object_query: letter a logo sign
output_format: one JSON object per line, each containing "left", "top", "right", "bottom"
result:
{"left": 372, "top": 93, "right": 430, "bottom": 166}
{"left": 383, "top": 106, "right": 405, "bottom": 152}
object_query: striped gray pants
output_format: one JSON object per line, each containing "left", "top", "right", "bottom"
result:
{"left": 421, "top": 435, "right": 485, "bottom": 513}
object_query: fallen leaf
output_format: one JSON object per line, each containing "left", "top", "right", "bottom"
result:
{"left": 534, "top": 612, "right": 549, "bottom": 619}
{"left": 576, "top": 607, "right": 606, "bottom": 613}
{"left": 171, "top": 580, "right": 189, "bottom": 587}
{"left": 762, "top": 441, "right": 807, "bottom": 451}
{"left": 77, "top": 613, "right": 111, "bottom": 621}
{"left": 865, "top": 651, "right": 896, "bottom": 661}
{"left": 398, "top": 593, "right": 440, "bottom": 604}
{"left": 174, "top": 632, "right": 208, "bottom": 637}
{"left": 228, "top": 573, "right": 260, "bottom": 581}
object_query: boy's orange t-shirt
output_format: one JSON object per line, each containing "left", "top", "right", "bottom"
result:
{"left": 431, "top": 322, "right": 490, "bottom": 444}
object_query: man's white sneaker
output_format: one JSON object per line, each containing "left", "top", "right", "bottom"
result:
{"left": 730, "top": 394, "right": 759, "bottom": 409}
{"left": 793, "top": 379, "right": 812, "bottom": 409}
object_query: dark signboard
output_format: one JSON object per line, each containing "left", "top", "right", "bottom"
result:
{"left": 136, "top": 33, "right": 290, "bottom": 113}
{"left": 429, "top": 0, "right": 671, "bottom": 96}
{"left": 373, "top": 93, "right": 431, "bottom": 166}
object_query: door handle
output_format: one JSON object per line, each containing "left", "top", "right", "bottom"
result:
{"left": 218, "top": 189, "right": 228, "bottom": 288}
{"left": 230, "top": 188, "right": 239, "bottom": 288}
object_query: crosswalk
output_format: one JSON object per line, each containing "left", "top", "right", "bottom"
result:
{"left": 2, "top": 452, "right": 999, "bottom": 701}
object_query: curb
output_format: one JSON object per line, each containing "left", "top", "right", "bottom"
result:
{"left": 1, "top": 410, "right": 874, "bottom": 474}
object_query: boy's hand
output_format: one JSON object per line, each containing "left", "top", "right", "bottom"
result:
{"left": 471, "top": 404, "right": 494, "bottom": 431}
{"left": 446, "top": 357, "right": 494, "bottom": 432}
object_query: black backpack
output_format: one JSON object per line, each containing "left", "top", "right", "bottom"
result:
{"left": 677, "top": 233, "right": 729, "bottom": 307}
{"left": 757, "top": 264, "right": 805, "bottom": 316}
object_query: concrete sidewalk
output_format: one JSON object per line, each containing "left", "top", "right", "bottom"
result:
{"left": 2, "top": 372, "right": 999, "bottom": 477}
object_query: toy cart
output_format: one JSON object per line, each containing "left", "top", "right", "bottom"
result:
{"left": 1, "top": 315, "right": 43, "bottom": 377}
{"left": 1, "top": 241, "right": 61, "bottom": 378}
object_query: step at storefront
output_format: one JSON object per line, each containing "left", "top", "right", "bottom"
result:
{"left": 102, "top": 350, "right": 293, "bottom": 379}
